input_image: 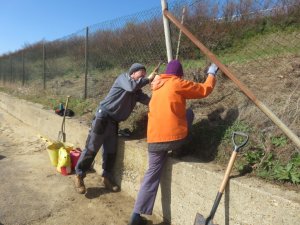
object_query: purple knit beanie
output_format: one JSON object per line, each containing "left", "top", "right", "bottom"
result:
{"left": 165, "top": 59, "right": 183, "bottom": 77}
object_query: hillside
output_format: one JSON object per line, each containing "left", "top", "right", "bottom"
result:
{"left": 1, "top": 52, "right": 299, "bottom": 190}
{"left": 0, "top": 1, "right": 299, "bottom": 188}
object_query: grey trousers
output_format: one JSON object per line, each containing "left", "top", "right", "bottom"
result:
{"left": 133, "top": 150, "right": 168, "bottom": 214}
{"left": 75, "top": 111, "right": 118, "bottom": 178}
{"left": 133, "top": 108, "right": 194, "bottom": 215}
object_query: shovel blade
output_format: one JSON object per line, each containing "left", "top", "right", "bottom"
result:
{"left": 58, "top": 131, "right": 66, "bottom": 142}
{"left": 194, "top": 213, "right": 217, "bottom": 225}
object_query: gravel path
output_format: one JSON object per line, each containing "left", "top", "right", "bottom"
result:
{"left": 0, "top": 108, "right": 161, "bottom": 225}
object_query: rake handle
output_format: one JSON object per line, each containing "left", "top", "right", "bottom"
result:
{"left": 153, "top": 62, "right": 162, "bottom": 73}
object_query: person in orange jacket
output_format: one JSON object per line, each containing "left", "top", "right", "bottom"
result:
{"left": 128, "top": 59, "right": 218, "bottom": 225}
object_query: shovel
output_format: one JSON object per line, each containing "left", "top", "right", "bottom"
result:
{"left": 194, "top": 131, "right": 249, "bottom": 225}
{"left": 57, "top": 95, "right": 70, "bottom": 142}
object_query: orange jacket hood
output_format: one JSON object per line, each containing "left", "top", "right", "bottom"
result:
{"left": 151, "top": 74, "right": 175, "bottom": 91}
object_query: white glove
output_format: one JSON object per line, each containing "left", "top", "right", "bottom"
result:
{"left": 207, "top": 63, "right": 219, "bottom": 76}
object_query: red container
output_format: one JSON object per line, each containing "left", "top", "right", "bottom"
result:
{"left": 70, "top": 148, "right": 82, "bottom": 171}
{"left": 60, "top": 166, "right": 71, "bottom": 176}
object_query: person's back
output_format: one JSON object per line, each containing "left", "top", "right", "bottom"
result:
{"left": 128, "top": 60, "right": 219, "bottom": 225}
{"left": 147, "top": 60, "right": 216, "bottom": 143}
{"left": 100, "top": 72, "right": 150, "bottom": 122}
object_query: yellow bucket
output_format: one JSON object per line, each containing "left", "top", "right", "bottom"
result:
{"left": 46, "top": 142, "right": 73, "bottom": 166}
{"left": 47, "top": 142, "right": 63, "bottom": 166}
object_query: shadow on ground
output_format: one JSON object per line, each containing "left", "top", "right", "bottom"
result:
{"left": 191, "top": 107, "right": 239, "bottom": 161}
{"left": 85, "top": 187, "right": 110, "bottom": 199}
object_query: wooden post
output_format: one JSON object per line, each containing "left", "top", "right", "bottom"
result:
{"left": 176, "top": 6, "right": 186, "bottom": 60}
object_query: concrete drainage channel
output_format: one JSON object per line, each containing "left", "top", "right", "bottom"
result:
{"left": 0, "top": 92, "right": 299, "bottom": 225}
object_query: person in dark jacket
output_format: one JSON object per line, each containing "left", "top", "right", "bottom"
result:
{"left": 74, "top": 63, "right": 156, "bottom": 194}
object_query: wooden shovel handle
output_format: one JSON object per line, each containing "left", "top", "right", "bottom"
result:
{"left": 61, "top": 95, "right": 71, "bottom": 132}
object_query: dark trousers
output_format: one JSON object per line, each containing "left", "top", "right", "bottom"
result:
{"left": 75, "top": 112, "right": 118, "bottom": 178}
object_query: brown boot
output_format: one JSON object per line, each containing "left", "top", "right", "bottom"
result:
{"left": 103, "top": 177, "right": 120, "bottom": 192}
{"left": 74, "top": 175, "right": 86, "bottom": 194}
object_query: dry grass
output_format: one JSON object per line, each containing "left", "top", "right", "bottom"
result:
{"left": 1, "top": 55, "right": 299, "bottom": 188}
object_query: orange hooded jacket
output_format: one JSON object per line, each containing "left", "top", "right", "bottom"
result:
{"left": 147, "top": 74, "right": 216, "bottom": 143}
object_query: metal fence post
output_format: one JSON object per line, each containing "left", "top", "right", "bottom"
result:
{"left": 0, "top": 60, "right": 1, "bottom": 83}
{"left": 22, "top": 50, "right": 25, "bottom": 86}
{"left": 161, "top": 0, "right": 173, "bottom": 62}
{"left": 84, "top": 26, "right": 89, "bottom": 99}
{"left": 2, "top": 59, "right": 5, "bottom": 84}
{"left": 10, "top": 55, "right": 13, "bottom": 83}
{"left": 43, "top": 43, "right": 46, "bottom": 89}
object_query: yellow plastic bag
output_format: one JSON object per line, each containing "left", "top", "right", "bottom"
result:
{"left": 56, "top": 145, "right": 73, "bottom": 175}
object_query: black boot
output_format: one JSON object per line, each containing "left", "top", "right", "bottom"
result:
{"left": 128, "top": 213, "right": 147, "bottom": 225}
{"left": 103, "top": 176, "right": 120, "bottom": 192}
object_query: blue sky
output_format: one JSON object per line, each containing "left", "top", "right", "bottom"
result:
{"left": 0, "top": 0, "right": 161, "bottom": 55}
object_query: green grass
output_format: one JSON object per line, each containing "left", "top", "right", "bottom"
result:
{"left": 1, "top": 25, "right": 300, "bottom": 186}
{"left": 222, "top": 121, "right": 252, "bottom": 141}
{"left": 271, "top": 136, "right": 288, "bottom": 147}
{"left": 218, "top": 30, "right": 300, "bottom": 64}
{"left": 256, "top": 153, "right": 300, "bottom": 184}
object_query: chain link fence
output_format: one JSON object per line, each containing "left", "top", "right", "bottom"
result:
{"left": 0, "top": 4, "right": 167, "bottom": 99}
{"left": 0, "top": 0, "right": 299, "bottom": 142}
{"left": 0, "top": 0, "right": 299, "bottom": 183}
{"left": 0, "top": 1, "right": 298, "bottom": 89}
